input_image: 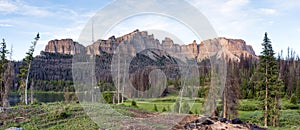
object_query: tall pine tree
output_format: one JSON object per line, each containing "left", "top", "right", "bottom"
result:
{"left": 255, "top": 32, "right": 283, "bottom": 127}
{"left": 0, "top": 39, "right": 9, "bottom": 106}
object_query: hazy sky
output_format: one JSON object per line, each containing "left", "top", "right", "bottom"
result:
{"left": 0, "top": 0, "right": 299, "bottom": 60}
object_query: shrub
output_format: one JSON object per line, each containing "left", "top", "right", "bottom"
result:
{"left": 282, "top": 101, "right": 299, "bottom": 110}
{"left": 181, "top": 102, "right": 190, "bottom": 114}
{"left": 198, "top": 87, "right": 208, "bottom": 98}
{"left": 102, "top": 91, "right": 112, "bottom": 104}
{"left": 280, "top": 110, "right": 300, "bottom": 127}
{"left": 239, "top": 111, "right": 262, "bottom": 125}
{"left": 153, "top": 104, "right": 158, "bottom": 112}
{"left": 193, "top": 109, "right": 199, "bottom": 114}
{"left": 58, "top": 111, "right": 71, "bottom": 119}
{"left": 290, "top": 94, "right": 297, "bottom": 104}
{"left": 239, "top": 103, "right": 259, "bottom": 111}
{"left": 131, "top": 100, "right": 137, "bottom": 107}
{"left": 162, "top": 107, "right": 167, "bottom": 112}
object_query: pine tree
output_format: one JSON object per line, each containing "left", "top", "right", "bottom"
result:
{"left": 18, "top": 33, "right": 40, "bottom": 105}
{"left": 254, "top": 32, "right": 283, "bottom": 127}
{"left": 0, "top": 39, "right": 9, "bottom": 107}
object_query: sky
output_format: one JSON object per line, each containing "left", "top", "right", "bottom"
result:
{"left": 0, "top": 0, "right": 300, "bottom": 60}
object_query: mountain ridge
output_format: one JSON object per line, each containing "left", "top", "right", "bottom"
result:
{"left": 44, "top": 30, "right": 257, "bottom": 62}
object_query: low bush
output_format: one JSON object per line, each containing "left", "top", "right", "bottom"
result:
{"left": 282, "top": 101, "right": 299, "bottom": 110}
{"left": 131, "top": 100, "right": 137, "bottom": 107}
{"left": 239, "top": 103, "right": 259, "bottom": 111}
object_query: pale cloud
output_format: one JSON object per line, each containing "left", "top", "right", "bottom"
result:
{"left": 267, "top": 0, "right": 300, "bottom": 11}
{"left": 0, "top": 23, "right": 13, "bottom": 27}
{"left": 221, "top": 0, "right": 249, "bottom": 15}
{"left": 0, "top": 0, "right": 17, "bottom": 13}
{"left": 259, "top": 8, "right": 277, "bottom": 15}
{"left": 297, "top": 28, "right": 300, "bottom": 32}
{"left": 20, "top": 5, "right": 53, "bottom": 17}
{"left": 187, "top": 0, "right": 254, "bottom": 36}
{"left": 0, "top": 0, "right": 53, "bottom": 17}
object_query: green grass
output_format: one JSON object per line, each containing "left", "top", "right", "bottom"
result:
{"left": 2, "top": 94, "right": 300, "bottom": 130}
{"left": 120, "top": 95, "right": 204, "bottom": 113}
{"left": 0, "top": 102, "right": 99, "bottom": 130}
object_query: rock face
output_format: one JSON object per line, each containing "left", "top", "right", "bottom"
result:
{"left": 43, "top": 30, "right": 257, "bottom": 62}
{"left": 45, "top": 39, "right": 85, "bottom": 55}
{"left": 197, "top": 37, "right": 256, "bottom": 62}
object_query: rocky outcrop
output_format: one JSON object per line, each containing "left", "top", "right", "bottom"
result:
{"left": 45, "top": 39, "right": 85, "bottom": 55}
{"left": 197, "top": 37, "right": 257, "bottom": 62}
{"left": 43, "top": 30, "right": 257, "bottom": 63}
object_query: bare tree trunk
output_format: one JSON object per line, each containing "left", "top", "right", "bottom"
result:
{"left": 121, "top": 58, "right": 126, "bottom": 103}
{"left": 117, "top": 53, "right": 120, "bottom": 104}
{"left": 91, "top": 56, "right": 95, "bottom": 103}
{"left": 0, "top": 81, "right": 3, "bottom": 107}
{"left": 30, "top": 80, "right": 34, "bottom": 104}
{"left": 223, "top": 88, "right": 227, "bottom": 119}
{"left": 25, "top": 62, "right": 31, "bottom": 105}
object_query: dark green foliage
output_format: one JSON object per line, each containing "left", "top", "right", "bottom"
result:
{"left": 290, "top": 94, "right": 297, "bottom": 104}
{"left": 0, "top": 39, "right": 9, "bottom": 106}
{"left": 162, "top": 107, "right": 167, "bottom": 112}
{"left": 131, "top": 100, "right": 137, "bottom": 107}
{"left": 254, "top": 32, "right": 283, "bottom": 127}
{"left": 239, "top": 103, "right": 260, "bottom": 111}
{"left": 194, "top": 109, "right": 198, "bottom": 114}
{"left": 282, "top": 100, "right": 299, "bottom": 110}
{"left": 153, "top": 104, "right": 158, "bottom": 112}
{"left": 0, "top": 39, "right": 8, "bottom": 71}
{"left": 279, "top": 110, "right": 300, "bottom": 127}
{"left": 58, "top": 111, "right": 72, "bottom": 119}
{"left": 197, "top": 87, "right": 208, "bottom": 98}
{"left": 102, "top": 91, "right": 113, "bottom": 104}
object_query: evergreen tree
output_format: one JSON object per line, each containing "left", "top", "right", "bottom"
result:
{"left": 18, "top": 33, "right": 40, "bottom": 105}
{"left": 0, "top": 39, "right": 9, "bottom": 106}
{"left": 254, "top": 32, "right": 283, "bottom": 127}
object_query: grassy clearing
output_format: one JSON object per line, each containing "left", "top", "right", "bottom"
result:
{"left": 1, "top": 94, "right": 300, "bottom": 129}
{"left": 120, "top": 95, "right": 204, "bottom": 113}
{"left": 0, "top": 102, "right": 99, "bottom": 130}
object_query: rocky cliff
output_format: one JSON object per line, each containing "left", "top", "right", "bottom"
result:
{"left": 45, "top": 39, "right": 86, "bottom": 55}
{"left": 44, "top": 30, "right": 257, "bottom": 62}
{"left": 197, "top": 37, "right": 257, "bottom": 62}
